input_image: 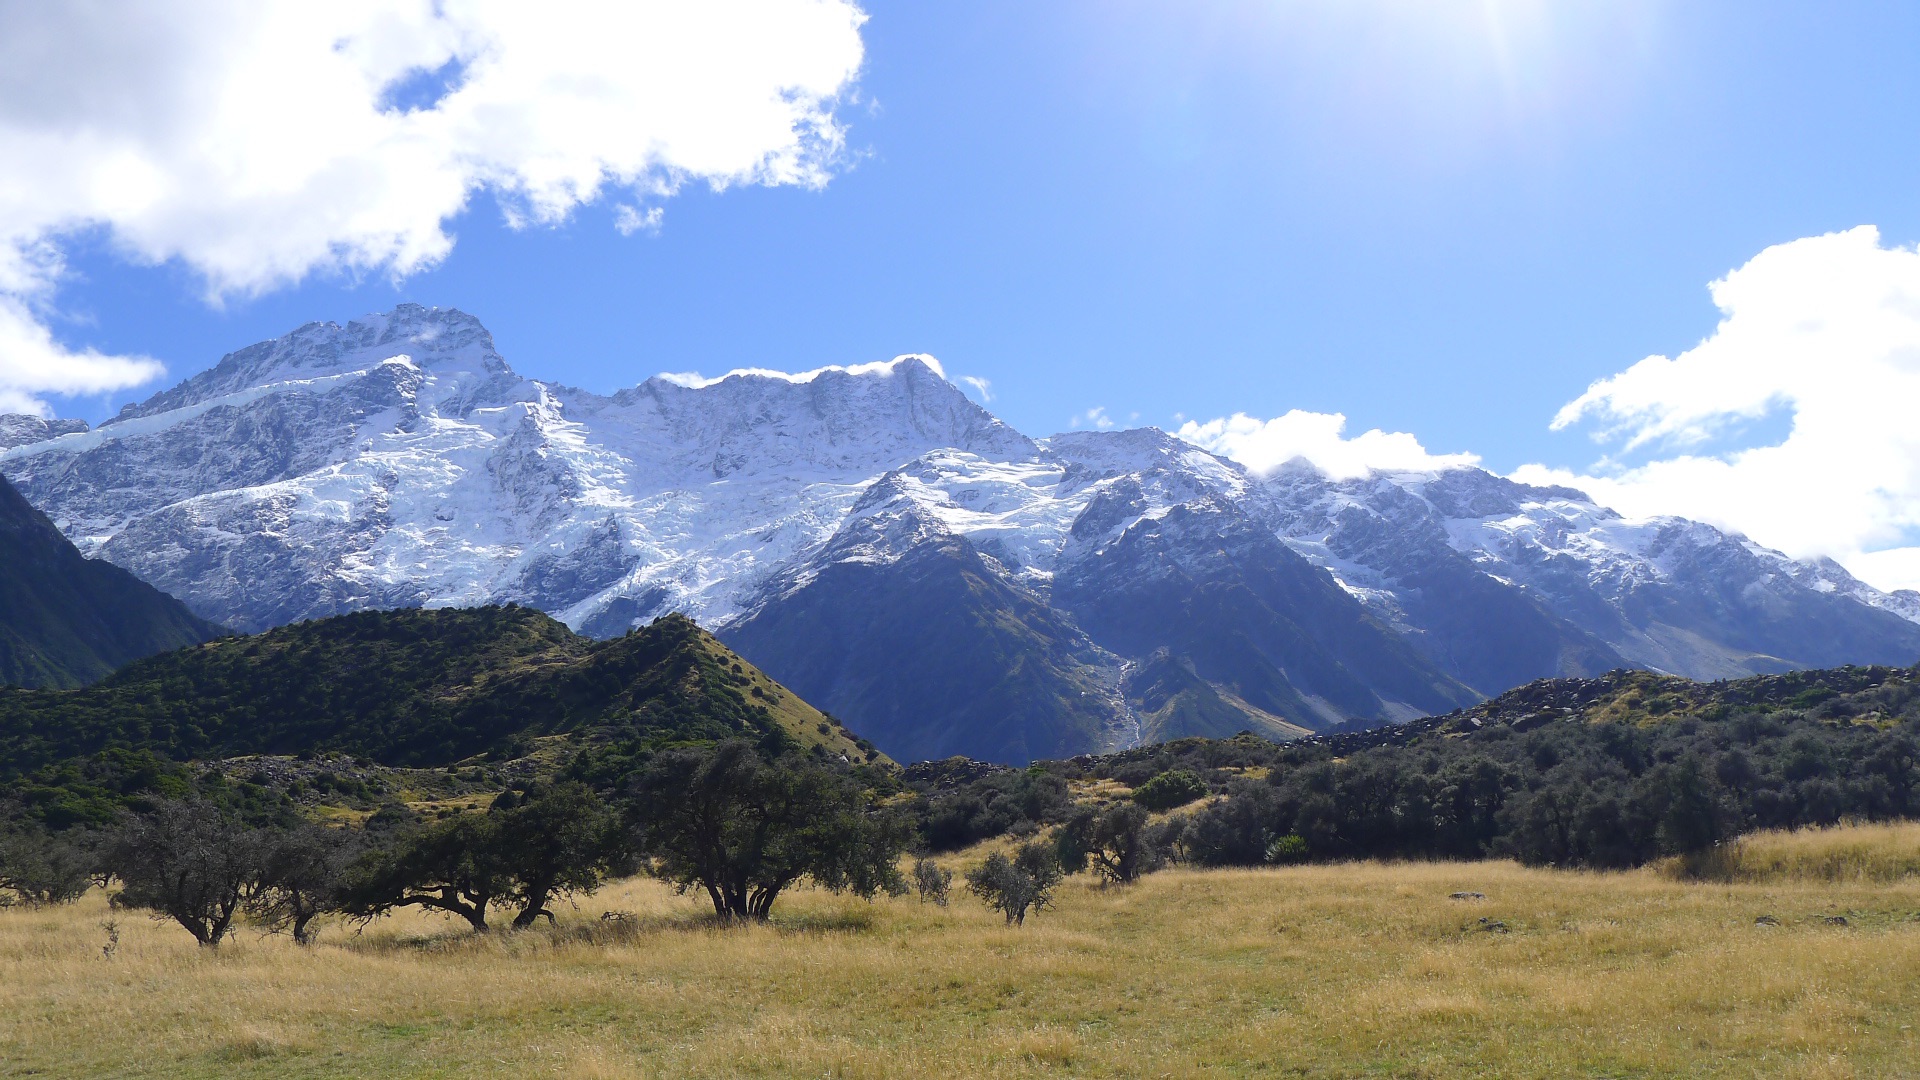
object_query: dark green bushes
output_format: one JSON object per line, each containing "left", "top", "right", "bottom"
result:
{"left": 628, "top": 741, "right": 908, "bottom": 921}
{"left": 0, "top": 826, "right": 94, "bottom": 906}
{"left": 341, "top": 781, "right": 635, "bottom": 932}
{"left": 1178, "top": 708, "right": 1919, "bottom": 870}
{"left": 1131, "top": 769, "right": 1208, "bottom": 811}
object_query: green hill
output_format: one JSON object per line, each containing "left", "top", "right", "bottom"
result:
{"left": 0, "top": 605, "right": 880, "bottom": 780}
{"left": 0, "top": 474, "right": 224, "bottom": 688}
{"left": 1311, "top": 663, "right": 1920, "bottom": 755}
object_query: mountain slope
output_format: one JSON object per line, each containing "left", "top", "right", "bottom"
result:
{"left": 722, "top": 478, "right": 1129, "bottom": 764}
{"left": 1049, "top": 492, "right": 1478, "bottom": 731}
{"left": 0, "top": 473, "right": 224, "bottom": 688}
{"left": 0, "top": 606, "right": 872, "bottom": 777}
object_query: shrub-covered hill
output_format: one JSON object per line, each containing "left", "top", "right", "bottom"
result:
{"left": 0, "top": 606, "right": 882, "bottom": 779}
{"left": 1310, "top": 664, "right": 1920, "bottom": 754}
{"left": 904, "top": 663, "right": 1920, "bottom": 865}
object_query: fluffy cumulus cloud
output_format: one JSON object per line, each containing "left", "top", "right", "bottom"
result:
{"left": 1513, "top": 226, "right": 1920, "bottom": 591}
{"left": 0, "top": 0, "right": 868, "bottom": 414}
{"left": 1177, "top": 409, "right": 1480, "bottom": 480}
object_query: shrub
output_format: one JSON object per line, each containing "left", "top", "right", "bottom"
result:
{"left": 913, "top": 857, "right": 953, "bottom": 905}
{"left": 965, "top": 841, "right": 1062, "bottom": 925}
{"left": 1264, "top": 833, "right": 1308, "bottom": 864}
{"left": 1132, "top": 769, "right": 1209, "bottom": 812}
{"left": 340, "top": 813, "right": 512, "bottom": 933}
{"left": 248, "top": 824, "right": 359, "bottom": 945}
{"left": 342, "top": 781, "right": 627, "bottom": 933}
{"left": 0, "top": 827, "right": 95, "bottom": 906}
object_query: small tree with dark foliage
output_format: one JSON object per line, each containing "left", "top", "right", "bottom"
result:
{"left": 0, "top": 826, "right": 96, "bottom": 906}
{"left": 913, "top": 857, "right": 953, "bottom": 905}
{"left": 492, "top": 781, "right": 630, "bottom": 929}
{"left": 344, "top": 783, "right": 632, "bottom": 933}
{"left": 104, "top": 800, "right": 264, "bottom": 948}
{"left": 248, "top": 825, "right": 360, "bottom": 945}
{"left": 966, "top": 841, "right": 1062, "bottom": 925}
{"left": 341, "top": 812, "right": 512, "bottom": 933}
{"left": 1059, "top": 803, "right": 1165, "bottom": 884}
{"left": 628, "top": 741, "right": 907, "bottom": 921}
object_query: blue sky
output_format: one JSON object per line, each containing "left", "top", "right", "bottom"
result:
{"left": 13, "top": 1, "right": 1920, "bottom": 585}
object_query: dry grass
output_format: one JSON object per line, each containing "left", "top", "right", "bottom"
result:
{"left": 5, "top": 829, "right": 1920, "bottom": 1077}
{"left": 1661, "top": 820, "right": 1920, "bottom": 885}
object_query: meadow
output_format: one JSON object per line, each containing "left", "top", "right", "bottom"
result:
{"left": 3, "top": 824, "right": 1919, "bottom": 1079}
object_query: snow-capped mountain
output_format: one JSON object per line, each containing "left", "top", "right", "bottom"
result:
{"left": 6, "top": 305, "right": 1918, "bottom": 762}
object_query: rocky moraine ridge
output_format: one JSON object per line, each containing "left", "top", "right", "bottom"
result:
{"left": 6, "top": 304, "right": 1918, "bottom": 762}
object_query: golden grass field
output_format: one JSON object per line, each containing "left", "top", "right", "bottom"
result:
{"left": 5, "top": 824, "right": 1920, "bottom": 1078}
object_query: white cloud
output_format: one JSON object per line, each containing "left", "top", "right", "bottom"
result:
{"left": 1177, "top": 409, "right": 1479, "bottom": 480}
{"left": 1516, "top": 226, "right": 1920, "bottom": 592}
{"left": 0, "top": 0, "right": 868, "bottom": 414}
{"left": 655, "top": 353, "right": 940, "bottom": 389}
{"left": 959, "top": 375, "right": 993, "bottom": 402}
{"left": 0, "top": 295, "right": 163, "bottom": 415}
{"left": 1071, "top": 406, "right": 1116, "bottom": 430}
{"left": 613, "top": 206, "right": 665, "bottom": 237}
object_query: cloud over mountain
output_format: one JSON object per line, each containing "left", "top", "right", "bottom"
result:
{"left": 1517, "top": 226, "right": 1920, "bottom": 592}
{"left": 1176, "top": 410, "right": 1481, "bottom": 479}
{"left": 0, "top": 0, "right": 868, "bottom": 414}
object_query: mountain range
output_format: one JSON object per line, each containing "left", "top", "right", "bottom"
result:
{"left": 5, "top": 304, "right": 1917, "bottom": 762}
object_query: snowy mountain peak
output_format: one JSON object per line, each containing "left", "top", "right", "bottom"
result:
{"left": 598, "top": 349, "right": 1035, "bottom": 478}
{"left": 104, "top": 304, "right": 507, "bottom": 425}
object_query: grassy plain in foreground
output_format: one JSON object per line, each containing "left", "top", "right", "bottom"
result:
{"left": 5, "top": 826, "right": 1920, "bottom": 1078}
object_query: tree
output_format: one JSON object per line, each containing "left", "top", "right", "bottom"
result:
{"left": 491, "top": 781, "right": 629, "bottom": 929}
{"left": 913, "top": 857, "right": 953, "bottom": 905}
{"left": 1639, "top": 756, "right": 1734, "bottom": 856}
{"left": 965, "top": 841, "right": 1062, "bottom": 925}
{"left": 341, "top": 812, "right": 512, "bottom": 933}
{"left": 343, "top": 783, "right": 632, "bottom": 933}
{"left": 1058, "top": 803, "right": 1163, "bottom": 884}
{"left": 248, "top": 825, "right": 359, "bottom": 945}
{"left": 627, "top": 741, "right": 907, "bottom": 921}
{"left": 0, "top": 826, "right": 95, "bottom": 906}
{"left": 103, "top": 800, "right": 264, "bottom": 948}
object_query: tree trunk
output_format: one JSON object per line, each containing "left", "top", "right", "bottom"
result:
{"left": 512, "top": 884, "right": 552, "bottom": 930}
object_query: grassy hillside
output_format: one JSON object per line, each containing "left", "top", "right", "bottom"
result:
{"left": 0, "top": 606, "right": 881, "bottom": 782}
{"left": 3, "top": 824, "right": 1919, "bottom": 1077}
{"left": 0, "top": 474, "right": 224, "bottom": 688}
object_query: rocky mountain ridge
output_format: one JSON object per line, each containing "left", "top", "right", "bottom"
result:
{"left": 5, "top": 304, "right": 1917, "bottom": 761}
